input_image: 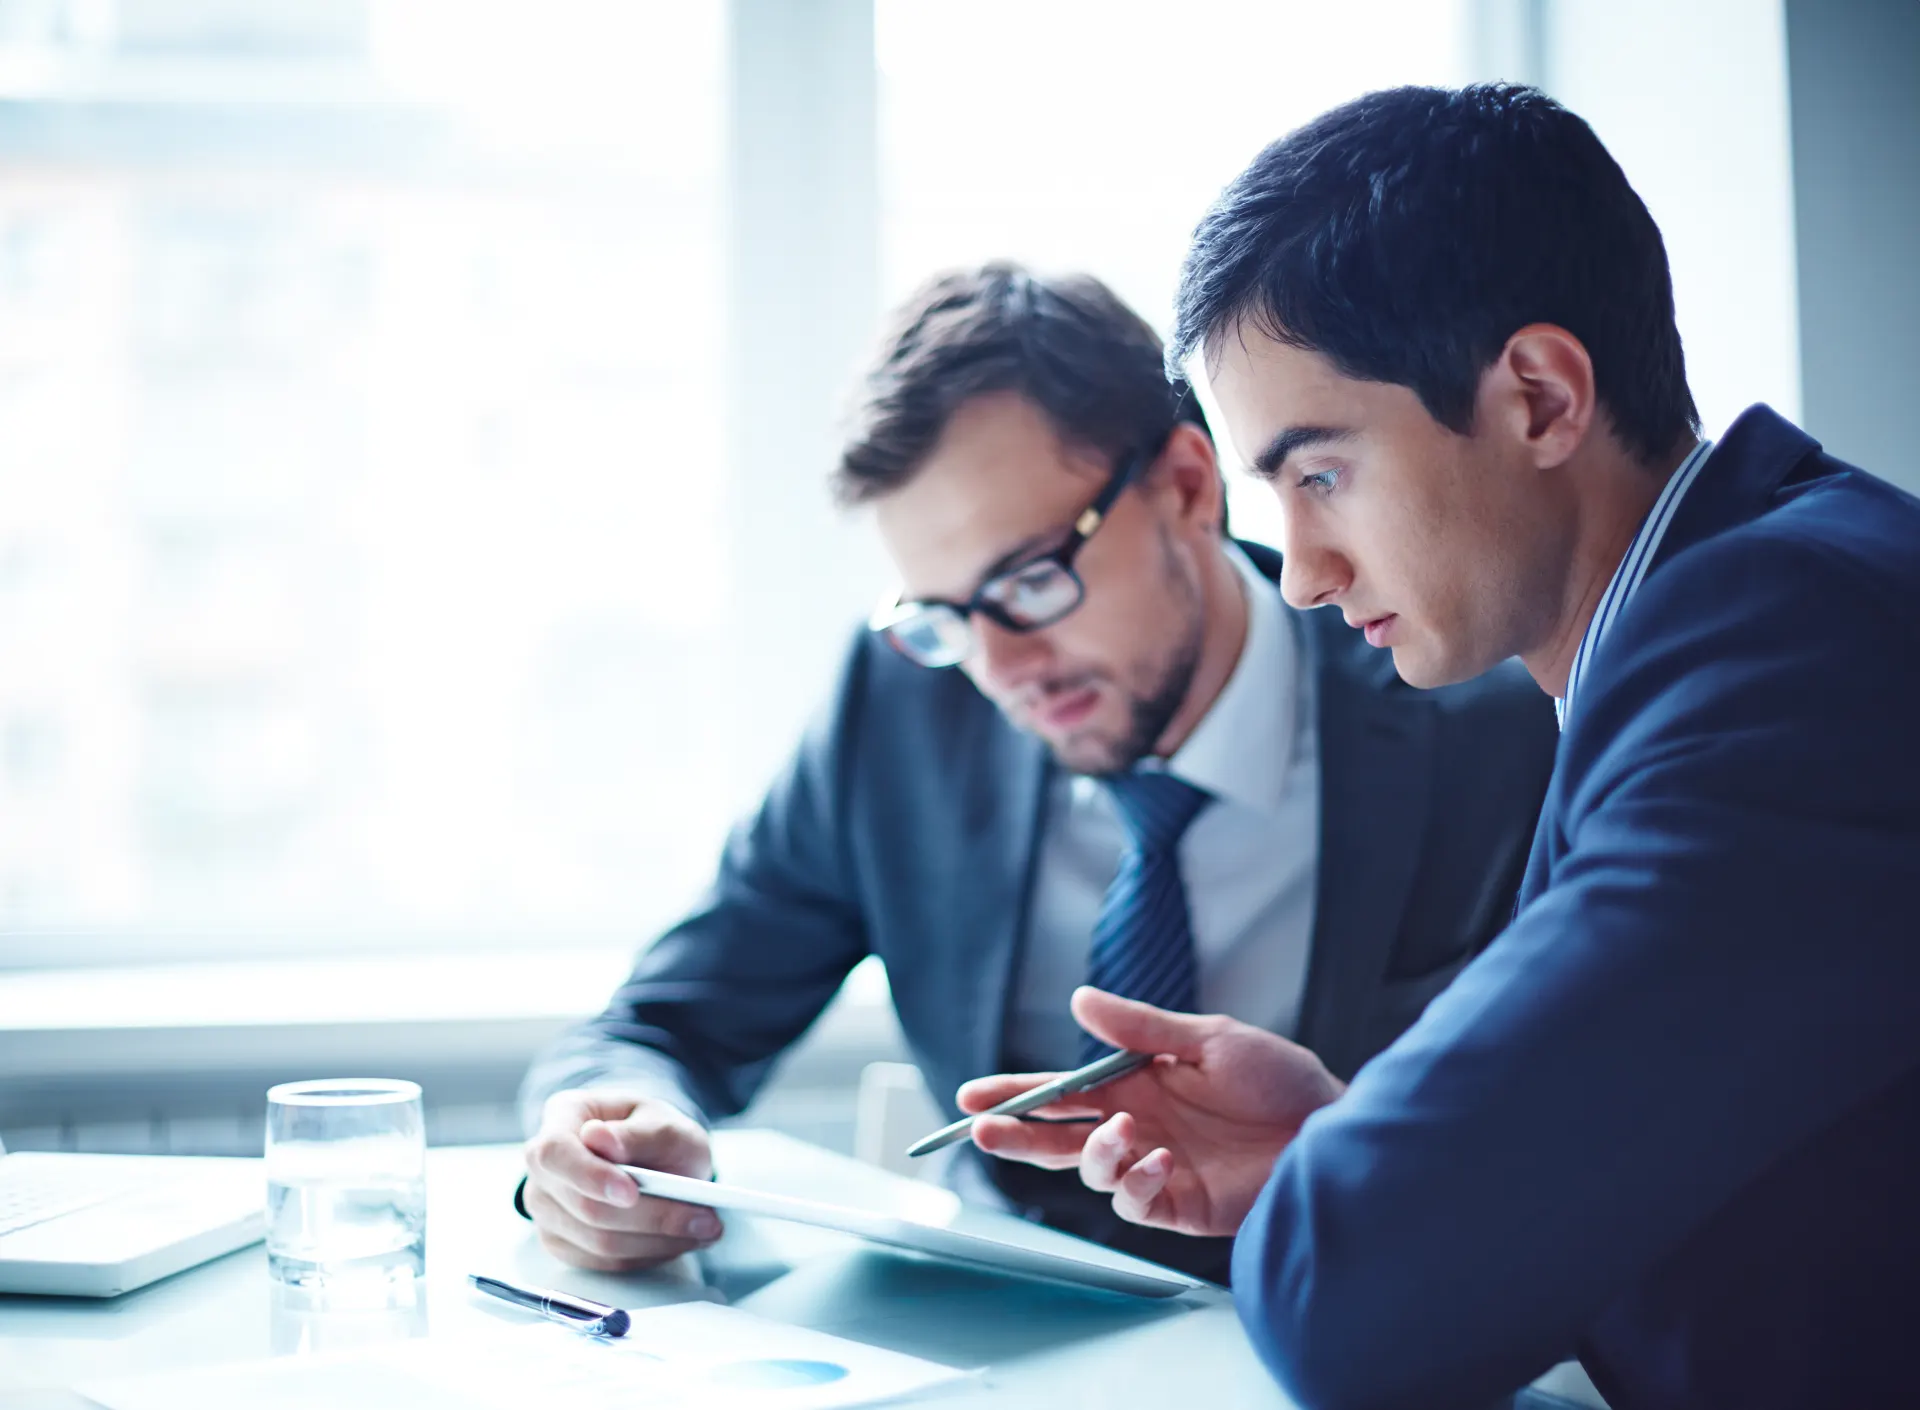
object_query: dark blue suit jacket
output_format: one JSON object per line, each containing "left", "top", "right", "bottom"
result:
{"left": 1234, "top": 407, "right": 1920, "bottom": 1409}
{"left": 524, "top": 542, "right": 1558, "bottom": 1279}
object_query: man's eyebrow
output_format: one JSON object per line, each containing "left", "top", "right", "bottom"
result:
{"left": 1249, "top": 425, "right": 1356, "bottom": 480}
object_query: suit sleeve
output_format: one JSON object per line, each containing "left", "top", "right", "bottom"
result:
{"left": 517, "top": 634, "right": 875, "bottom": 1133}
{"left": 1231, "top": 534, "right": 1920, "bottom": 1410}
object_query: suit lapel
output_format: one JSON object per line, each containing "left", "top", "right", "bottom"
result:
{"left": 1514, "top": 406, "right": 1820, "bottom": 913}
{"left": 1292, "top": 609, "right": 1436, "bottom": 1079}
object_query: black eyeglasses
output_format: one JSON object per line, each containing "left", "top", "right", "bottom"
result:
{"left": 869, "top": 441, "right": 1148, "bottom": 669}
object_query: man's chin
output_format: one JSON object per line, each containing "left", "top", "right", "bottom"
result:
{"left": 1045, "top": 730, "right": 1134, "bottom": 778}
{"left": 1389, "top": 641, "right": 1481, "bottom": 691}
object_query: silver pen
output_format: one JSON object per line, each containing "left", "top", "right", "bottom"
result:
{"left": 906, "top": 1048, "right": 1156, "bottom": 1158}
{"left": 467, "top": 1272, "right": 631, "bottom": 1336}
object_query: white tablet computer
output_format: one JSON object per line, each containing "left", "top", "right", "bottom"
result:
{"left": 620, "top": 1165, "right": 1195, "bottom": 1300}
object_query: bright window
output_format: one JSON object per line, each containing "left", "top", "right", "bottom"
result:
{"left": 0, "top": 2, "right": 727, "bottom": 961}
{"left": 1, "top": 0, "right": 1479, "bottom": 969}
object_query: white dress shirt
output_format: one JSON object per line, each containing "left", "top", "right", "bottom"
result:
{"left": 1005, "top": 544, "right": 1320, "bottom": 1071}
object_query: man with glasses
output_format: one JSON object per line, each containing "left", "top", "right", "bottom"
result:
{"left": 514, "top": 262, "right": 1557, "bottom": 1281}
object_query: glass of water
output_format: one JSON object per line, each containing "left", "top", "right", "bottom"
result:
{"left": 265, "top": 1079, "right": 427, "bottom": 1290}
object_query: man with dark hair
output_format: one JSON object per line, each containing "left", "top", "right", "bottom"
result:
{"left": 515, "top": 261, "right": 1557, "bottom": 1284}
{"left": 968, "top": 87, "right": 1920, "bottom": 1408}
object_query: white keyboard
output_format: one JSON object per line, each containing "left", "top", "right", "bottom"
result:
{"left": 0, "top": 1158, "right": 154, "bottom": 1239}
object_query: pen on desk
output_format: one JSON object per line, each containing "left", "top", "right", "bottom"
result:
{"left": 467, "top": 1273, "right": 631, "bottom": 1337}
{"left": 905, "top": 1048, "right": 1156, "bottom": 1159}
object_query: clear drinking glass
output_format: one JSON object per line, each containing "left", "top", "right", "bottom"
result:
{"left": 265, "top": 1078, "right": 427, "bottom": 1289}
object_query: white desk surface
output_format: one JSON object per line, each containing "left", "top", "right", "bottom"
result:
{"left": 0, "top": 1131, "right": 1294, "bottom": 1410}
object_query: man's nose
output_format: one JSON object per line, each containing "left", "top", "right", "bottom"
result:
{"left": 967, "top": 615, "right": 1052, "bottom": 689}
{"left": 1277, "top": 514, "right": 1351, "bottom": 611}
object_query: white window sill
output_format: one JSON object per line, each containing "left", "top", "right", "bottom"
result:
{"left": 0, "top": 950, "right": 899, "bottom": 1080}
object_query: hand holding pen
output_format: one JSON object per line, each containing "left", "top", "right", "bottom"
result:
{"left": 946, "top": 987, "right": 1347, "bottom": 1239}
{"left": 904, "top": 1047, "right": 1153, "bottom": 1158}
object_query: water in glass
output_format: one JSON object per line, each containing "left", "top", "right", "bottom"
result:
{"left": 265, "top": 1079, "right": 426, "bottom": 1289}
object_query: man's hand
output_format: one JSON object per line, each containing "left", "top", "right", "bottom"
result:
{"left": 958, "top": 987, "right": 1345, "bottom": 1238}
{"left": 521, "top": 1090, "right": 722, "bottom": 1271}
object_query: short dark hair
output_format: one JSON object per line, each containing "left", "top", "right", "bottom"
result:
{"left": 1170, "top": 84, "right": 1699, "bottom": 465}
{"left": 836, "top": 262, "right": 1206, "bottom": 504}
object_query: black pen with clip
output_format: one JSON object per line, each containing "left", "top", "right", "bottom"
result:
{"left": 467, "top": 1272, "right": 631, "bottom": 1337}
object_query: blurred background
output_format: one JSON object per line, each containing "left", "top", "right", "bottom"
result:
{"left": 0, "top": 0, "right": 1912, "bottom": 1159}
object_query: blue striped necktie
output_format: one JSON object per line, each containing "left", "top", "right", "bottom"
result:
{"left": 1081, "top": 771, "right": 1214, "bottom": 1066}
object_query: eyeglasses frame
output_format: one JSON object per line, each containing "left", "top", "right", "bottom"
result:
{"left": 868, "top": 436, "right": 1155, "bottom": 665}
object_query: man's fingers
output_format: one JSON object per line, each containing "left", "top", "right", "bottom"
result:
{"left": 526, "top": 1124, "right": 634, "bottom": 1206}
{"left": 956, "top": 1073, "right": 1104, "bottom": 1118}
{"left": 535, "top": 1174, "right": 723, "bottom": 1243}
{"left": 539, "top": 1087, "right": 659, "bottom": 1133}
{"left": 532, "top": 1183, "right": 717, "bottom": 1257}
{"left": 970, "top": 1114, "right": 1095, "bottom": 1170}
{"left": 1071, "top": 987, "right": 1216, "bottom": 1063}
{"left": 1079, "top": 1113, "right": 1143, "bottom": 1193}
{"left": 582, "top": 1113, "right": 712, "bottom": 1180}
{"left": 526, "top": 1095, "right": 713, "bottom": 1211}
{"left": 522, "top": 1184, "right": 713, "bottom": 1270}
{"left": 1110, "top": 1147, "right": 1176, "bottom": 1228}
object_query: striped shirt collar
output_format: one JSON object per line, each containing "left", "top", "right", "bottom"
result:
{"left": 1557, "top": 438, "right": 1716, "bottom": 729}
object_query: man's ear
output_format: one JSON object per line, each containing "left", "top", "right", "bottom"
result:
{"left": 1151, "top": 422, "right": 1226, "bottom": 534}
{"left": 1480, "top": 324, "right": 1597, "bottom": 469}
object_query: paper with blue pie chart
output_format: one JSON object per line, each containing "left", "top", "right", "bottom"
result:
{"left": 79, "top": 1301, "right": 970, "bottom": 1410}
{"left": 709, "top": 1357, "right": 851, "bottom": 1389}
{"left": 612, "top": 1303, "right": 963, "bottom": 1407}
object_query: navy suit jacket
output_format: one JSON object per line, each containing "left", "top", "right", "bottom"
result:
{"left": 1234, "top": 407, "right": 1920, "bottom": 1409}
{"left": 524, "top": 542, "right": 1558, "bottom": 1279}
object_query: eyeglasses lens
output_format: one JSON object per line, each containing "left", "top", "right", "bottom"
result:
{"left": 980, "top": 560, "right": 1082, "bottom": 627}
{"left": 885, "top": 606, "right": 971, "bottom": 668}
